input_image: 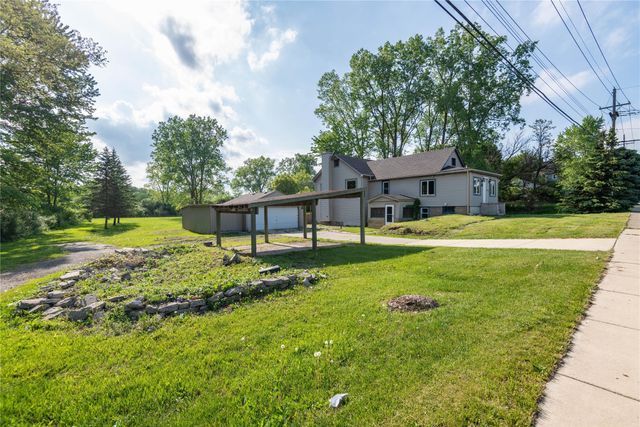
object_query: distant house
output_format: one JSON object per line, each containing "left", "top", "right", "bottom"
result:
{"left": 313, "top": 148, "right": 504, "bottom": 227}
{"left": 181, "top": 191, "right": 301, "bottom": 234}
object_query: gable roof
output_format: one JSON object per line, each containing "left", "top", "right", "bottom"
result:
{"left": 220, "top": 190, "right": 284, "bottom": 206}
{"left": 335, "top": 154, "right": 375, "bottom": 177}
{"left": 366, "top": 147, "right": 464, "bottom": 181}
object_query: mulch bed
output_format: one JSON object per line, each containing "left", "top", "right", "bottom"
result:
{"left": 387, "top": 295, "right": 439, "bottom": 312}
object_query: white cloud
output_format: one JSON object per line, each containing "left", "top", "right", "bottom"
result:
{"left": 125, "top": 161, "right": 149, "bottom": 187}
{"left": 247, "top": 28, "right": 298, "bottom": 71}
{"left": 532, "top": 0, "right": 560, "bottom": 28}
{"left": 605, "top": 27, "right": 628, "bottom": 51}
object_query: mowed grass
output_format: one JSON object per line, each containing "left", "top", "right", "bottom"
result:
{"left": 0, "top": 217, "right": 300, "bottom": 273}
{"left": 1, "top": 244, "right": 607, "bottom": 425}
{"left": 343, "top": 212, "right": 629, "bottom": 239}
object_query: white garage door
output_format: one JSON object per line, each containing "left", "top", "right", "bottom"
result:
{"left": 247, "top": 207, "right": 299, "bottom": 231}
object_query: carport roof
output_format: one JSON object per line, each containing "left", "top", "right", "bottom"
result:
{"left": 212, "top": 188, "right": 365, "bottom": 212}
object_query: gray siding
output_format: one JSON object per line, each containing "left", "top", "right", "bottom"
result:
{"left": 368, "top": 173, "right": 468, "bottom": 207}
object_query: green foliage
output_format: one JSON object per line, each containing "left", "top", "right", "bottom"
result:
{"left": 0, "top": 245, "right": 607, "bottom": 425}
{"left": 277, "top": 153, "right": 317, "bottom": 176}
{"left": 271, "top": 171, "right": 314, "bottom": 195}
{"left": 555, "top": 116, "right": 640, "bottom": 212}
{"left": 150, "top": 115, "right": 228, "bottom": 205}
{"left": 314, "top": 25, "right": 534, "bottom": 169}
{"left": 412, "top": 198, "right": 421, "bottom": 220}
{"left": 88, "top": 148, "right": 134, "bottom": 228}
{"left": 231, "top": 156, "right": 276, "bottom": 194}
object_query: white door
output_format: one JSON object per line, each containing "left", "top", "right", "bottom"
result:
{"left": 385, "top": 204, "right": 394, "bottom": 225}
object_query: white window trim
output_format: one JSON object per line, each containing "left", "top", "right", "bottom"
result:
{"left": 382, "top": 181, "right": 389, "bottom": 194}
{"left": 489, "top": 179, "right": 496, "bottom": 197}
{"left": 345, "top": 178, "right": 357, "bottom": 190}
{"left": 420, "top": 179, "right": 436, "bottom": 197}
{"left": 420, "top": 207, "right": 429, "bottom": 219}
{"left": 473, "top": 177, "right": 481, "bottom": 196}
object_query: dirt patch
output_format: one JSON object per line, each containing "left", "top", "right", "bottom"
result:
{"left": 387, "top": 295, "right": 439, "bottom": 312}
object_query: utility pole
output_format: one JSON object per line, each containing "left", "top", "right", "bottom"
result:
{"left": 600, "top": 87, "right": 630, "bottom": 132}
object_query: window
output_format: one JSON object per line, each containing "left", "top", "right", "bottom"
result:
{"left": 370, "top": 207, "right": 384, "bottom": 218}
{"left": 420, "top": 207, "right": 429, "bottom": 219}
{"left": 473, "top": 177, "right": 481, "bottom": 196}
{"left": 382, "top": 181, "right": 389, "bottom": 194}
{"left": 451, "top": 157, "right": 456, "bottom": 167}
{"left": 443, "top": 206, "right": 455, "bottom": 215}
{"left": 334, "top": 159, "right": 340, "bottom": 167}
{"left": 420, "top": 179, "right": 436, "bottom": 196}
{"left": 489, "top": 179, "right": 496, "bottom": 197}
{"left": 402, "top": 206, "right": 413, "bottom": 219}
{"left": 345, "top": 179, "right": 357, "bottom": 189}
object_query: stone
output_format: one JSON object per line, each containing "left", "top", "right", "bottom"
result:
{"left": 276, "top": 276, "right": 292, "bottom": 289}
{"left": 60, "top": 270, "right": 82, "bottom": 280}
{"left": 302, "top": 277, "right": 312, "bottom": 287}
{"left": 93, "top": 311, "right": 105, "bottom": 321}
{"left": 158, "top": 302, "right": 180, "bottom": 313}
{"left": 203, "top": 241, "right": 213, "bottom": 247}
{"left": 107, "top": 295, "right": 126, "bottom": 303}
{"left": 115, "top": 248, "right": 135, "bottom": 254}
{"left": 55, "top": 297, "right": 76, "bottom": 308}
{"left": 87, "top": 301, "right": 106, "bottom": 312}
{"left": 207, "top": 292, "right": 224, "bottom": 304}
{"left": 259, "top": 265, "right": 281, "bottom": 275}
{"left": 42, "top": 306, "right": 66, "bottom": 320}
{"left": 145, "top": 305, "right": 158, "bottom": 314}
{"left": 28, "top": 304, "right": 47, "bottom": 314}
{"left": 224, "top": 287, "right": 243, "bottom": 298}
{"left": 177, "top": 301, "right": 190, "bottom": 310}
{"left": 47, "top": 290, "right": 66, "bottom": 300}
{"left": 59, "top": 281, "right": 75, "bottom": 289}
{"left": 43, "top": 298, "right": 62, "bottom": 305}
{"left": 120, "top": 272, "right": 131, "bottom": 281}
{"left": 39, "top": 284, "right": 55, "bottom": 292}
{"left": 17, "top": 298, "right": 46, "bottom": 310}
{"left": 190, "top": 299, "right": 205, "bottom": 308}
{"left": 222, "top": 253, "right": 241, "bottom": 266}
{"left": 329, "top": 393, "right": 349, "bottom": 408}
{"left": 262, "top": 278, "right": 283, "bottom": 288}
{"left": 287, "top": 274, "right": 298, "bottom": 284}
{"left": 67, "top": 307, "right": 90, "bottom": 321}
{"left": 82, "top": 294, "right": 98, "bottom": 306}
{"left": 125, "top": 299, "right": 145, "bottom": 311}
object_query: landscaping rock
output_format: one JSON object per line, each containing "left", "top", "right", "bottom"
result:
{"left": 82, "top": 294, "right": 98, "bottom": 306}
{"left": 207, "top": 292, "right": 224, "bottom": 304}
{"left": 17, "top": 298, "right": 46, "bottom": 310}
{"left": 387, "top": 295, "right": 439, "bottom": 312}
{"left": 190, "top": 299, "right": 205, "bottom": 308}
{"left": 223, "top": 253, "right": 241, "bottom": 266}
{"left": 302, "top": 277, "right": 312, "bottom": 287}
{"left": 329, "top": 393, "right": 349, "bottom": 408}
{"left": 107, "top": 295, "right": 126, "bottom": 303}
{"left": 39, "top": 284, "right": 55, "bottom": 292}
{"left": 55, "top": 297, "right": 76, "bottom": 308}
{"left": 145, "top": 305, "right": 158, "bottom": 314}
{"left": 47, "top": 290, "right": 66, "bottom": 299}
{"left": 262, "top": 277, "right": 283, "bottom": 288}
{"left": 259, "top": 265, "right": 280, "bottom": 275}
{"left": 59, "top": 281, "right": 75, "bottom": 289}
{"left": 125, "top": 299, "right": 145, "bottom": 311}
{"left": 42, "top": 306, "right": 66, "bottom": 320}
{"left": 177, "top": 301, "right": 190, "bottom": 310}
{"left": 60, "top": 270, "right": 83, "bottom": 280}
{"left": 203, "top": 241, "right": 213, "bottom": 247}
{"left": 28, "top": 304, "right": 47, "bottom": 314}
{"left": 86, "top": 301, "right": 106, "bottom": 312}
{"left": 67, "top": 307, "right": 90, "bottom": 321}
{"left": 158, "top": 302, "right": 180, "bottom": 313}
{"left": 224, "top": 287, "right": 243, "bottom": 298}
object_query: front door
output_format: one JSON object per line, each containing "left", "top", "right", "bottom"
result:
{"left": 385, "top": 204, "right": 394, "bottom": 225}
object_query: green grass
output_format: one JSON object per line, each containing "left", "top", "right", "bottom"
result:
{"left": 342, "top": 212, "right": 629, "bottom": 239}
{"left": 0, "top": 217, "right": 301, "bottom": 273}
{"left": 0, "top": 244, "right": 607, "bottom": 425}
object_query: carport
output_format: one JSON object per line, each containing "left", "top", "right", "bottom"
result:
{"left": 212, "top": 188, "right": 366, "bottom": 256}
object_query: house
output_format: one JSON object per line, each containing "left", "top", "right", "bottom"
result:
{"left": 313, "top": 148, "right": 504, "bottom": 227}
{"left": 181, "top": 191, "right": 302, "bottom": 234}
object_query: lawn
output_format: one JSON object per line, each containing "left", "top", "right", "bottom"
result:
{"left": 342, "top": 212, "right": 629, "bottom": 239}
{"left": 0, "top": 244, "right": 607, "bottom": 425}
{"left": 0, "top": 217, "right": 300, "bottom": 273}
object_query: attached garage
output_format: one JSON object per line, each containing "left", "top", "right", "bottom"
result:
{"left": 181, "top": 191, "right": 301, "bottom": 234}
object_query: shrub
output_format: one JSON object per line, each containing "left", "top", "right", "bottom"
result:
{"left": 0, "top": 210, "right": 50, "bottom": 242}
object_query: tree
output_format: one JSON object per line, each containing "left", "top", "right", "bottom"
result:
{"left": 150, "top": 115, "right": 228, "bottom": 205}
{"left": 271, "top": 171, "right": 314, "bottom": 195}
{"left": 311, "top": 130, "right": 345, "bottom": 156}
{"left": 277, "top": 153, "right": 316, "bottom": 175}
{"left": 231, "top": 156, "right": 276, "bottom": 194}
{"left": 88, "top": 148, "right": 133, "bottom": 228}
{"left": 555, "top": 116, "right": 640, "bottom": 212}
{"left": 109, "top": 148, "right": 134, "bottom": 224}
{"left": 146, "top": 160, "right": 178, "bottom": 206}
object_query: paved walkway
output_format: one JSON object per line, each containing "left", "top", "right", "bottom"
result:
{"left": 0, "top": 242, "right": 115, "bottom": 292}
{"left": 284, "top": 230, "right": 616, "bottom": 251}
{"left": 536, "top": 212, "right": 640, "bottom": 426}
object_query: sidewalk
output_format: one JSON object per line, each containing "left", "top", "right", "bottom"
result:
{"left": 284, "top": 230, "right": 616, "bottom": 251}
{"left": 536, "top": 212, "right": 640, "bottom": 426}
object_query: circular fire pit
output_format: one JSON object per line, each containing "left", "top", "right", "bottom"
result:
{"left": 387, "top": 295, "right": 439, "bottom": 312}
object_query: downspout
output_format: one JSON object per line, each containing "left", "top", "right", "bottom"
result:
{"left": 466, "top": 168, "right": 470, "bottom": 215}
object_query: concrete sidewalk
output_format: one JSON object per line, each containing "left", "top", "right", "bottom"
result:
{"left": 284, "top": 230, "right": 616, "bottom": 251}
{"left": 536, "top": 213, "right": 640, "bottom": 426}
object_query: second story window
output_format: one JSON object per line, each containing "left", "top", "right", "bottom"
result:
{"left": 346, "top": 179, "right": 357, "bottom": 189}
{"left": 334, "top": 159, "right": 340, "bottom": 167}
{"left": 420, "top": 179, "right": 436, "bottom": 196}
{"left": 382, "top": 181, "right": 389, "bottom": 194}
{"left": 451, "top": 157, "right": 456, "bottom": 166}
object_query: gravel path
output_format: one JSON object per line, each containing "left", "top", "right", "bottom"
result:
{"left": 1, "top": 242, "right": 115, "bottom": 292}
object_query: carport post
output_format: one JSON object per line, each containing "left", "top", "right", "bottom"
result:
{"left": 311, "top": 200, "right": 317, "bottom": 251}
{"left": 250, "top": 207, "right": 257, "bottom": 257}
{"left": 302, "top": 204, "right": 307, "bottom": 239}
{"left": 263, "top": 206, "right": 269, "bottom": 243}
{"left": 359, "top": 190, "right": 366, "bottom": 245}
{"left": 215, "top": 209, "right": 222, "bottom": 247}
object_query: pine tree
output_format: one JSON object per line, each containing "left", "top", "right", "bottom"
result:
{"left": 88, "top": 148, "right": 134, "bottom": 228}
{"left": 109, "top": 148, "right": 134, "bottom": 224}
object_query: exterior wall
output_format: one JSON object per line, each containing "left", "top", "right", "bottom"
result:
{"left": 243, "top": 207, "right": 300, "bottom": 231}
{"left": 368, "top": 173, "right": 469, "bottom": 208}
{"left": 368, "top": 199, "right": 415, "bottom": 227}
{"left": 469, "top": 174, "right": 499, "bottom": 207}
{"left": 181, "top": 207, "right": 244, "bottom": 234}
{"left": 316, "top": 153, "right": 366, "bottom": 226}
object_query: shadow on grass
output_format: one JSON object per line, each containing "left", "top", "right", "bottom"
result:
{"left": 262, "top": 243, "right": 433, "bottom": 270}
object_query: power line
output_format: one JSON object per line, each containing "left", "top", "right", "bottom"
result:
{"left": 493, "top": 0, "right": 601, "bottom": 108}
{"left": 479, "top": 0, "right": 592, "bottom": 115}
{"left": 466, "top": 0, "right": 589, "bottom": 117}
{"left": 433, "top": 0, "right": 581, "bottom": 126}
{"left": 549, "top": 0, "right": 611, "bottom": 94}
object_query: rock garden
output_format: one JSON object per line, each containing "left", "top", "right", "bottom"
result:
{"left": 11, "top": 244, "right": 323, "bottom": 327}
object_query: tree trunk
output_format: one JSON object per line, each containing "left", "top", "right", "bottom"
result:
{"left": 117, "top": 217, "right": 120, "bottom": 224}
{"left": 104, "top": 217, "right": 108, "bottom": 229}
{"left": 113, "top": 217, "right": 117, "bottom": 226}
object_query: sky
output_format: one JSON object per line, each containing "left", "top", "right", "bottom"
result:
{"left": 57, "top": 0, "right": 640, "bottom": 186}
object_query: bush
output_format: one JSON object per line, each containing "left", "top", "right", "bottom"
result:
{"left": 0, "top": 210, "right": 50, "bottom": 242}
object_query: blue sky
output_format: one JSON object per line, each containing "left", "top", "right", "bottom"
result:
{"left": 57, "top": 0, "right": 640, "bottom": 186}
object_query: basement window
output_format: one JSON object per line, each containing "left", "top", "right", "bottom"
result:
{"left": 420, "top": 207, "right": 429, "bottom": 219}
{"left": 370, "top": 207, "right": 385, "bottom": 218}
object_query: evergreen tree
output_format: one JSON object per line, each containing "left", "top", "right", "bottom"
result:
{"left": 109, "top": 148, "right": 134, "bottom": 224}
{"left": 89, "top": 148, "right": 133, "bottom": 228}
